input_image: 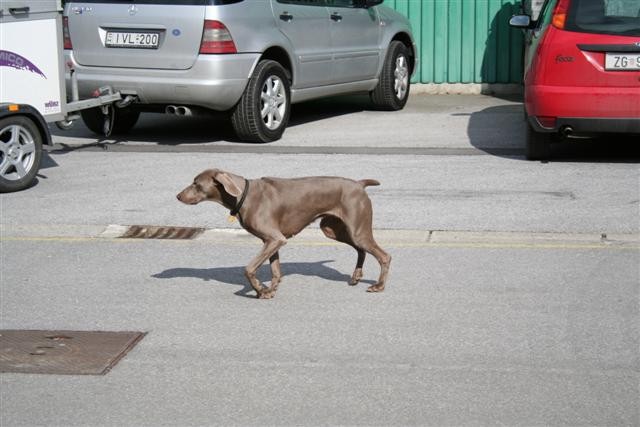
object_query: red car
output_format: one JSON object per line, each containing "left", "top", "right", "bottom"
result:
{"left": 510, "top": 0, "right": 640, "bottom": 160}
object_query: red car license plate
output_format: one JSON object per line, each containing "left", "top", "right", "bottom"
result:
{"left": 605, "top": 53, "right": 640, "bottom": 70}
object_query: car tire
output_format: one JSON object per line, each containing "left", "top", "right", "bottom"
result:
{"left": 231, "top": 60, "right": 291, "bottom": 143}
{"left": 0, "top": 115, "right": 43, "bottom": 193}
{"left": 81, "top": 107, "right": 140, "bottom": 135}
{"left": 370, "top": 41, "right": 411, "bottom": 111}
{"left": 526, "top": 124, "right": 552, "bottom": 161}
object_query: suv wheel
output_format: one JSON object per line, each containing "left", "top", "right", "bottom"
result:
{"left": 526, "top": 124, "right": 552, "bottom": 161}
{"left": 0, "top": 115, "right": 43, "bottom": 193}
{"left": 370, "top": 41, "right": 411, "bottom": 111}
{"left": 231, "top": 60, "right": 291, "bottom": 143}
{"left": 81, "top": 107, "right": 140, "bottom": 136}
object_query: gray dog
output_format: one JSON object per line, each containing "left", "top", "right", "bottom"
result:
{"left": 177, "top": 169, "right": 391, "bottom": 299}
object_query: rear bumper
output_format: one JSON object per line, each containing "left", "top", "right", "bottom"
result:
{"left": 64, "top": 52, "right": 261, "bottom": 111}
{"left": 526, "top": 84, "right": 640, "bottom": 134}
{"left": 529, "top": 116, "right": 640, "bottom": 134}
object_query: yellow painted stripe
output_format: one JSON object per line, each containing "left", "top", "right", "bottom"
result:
{"left": 1, "top": 236, "right": 638, "bottom": 251}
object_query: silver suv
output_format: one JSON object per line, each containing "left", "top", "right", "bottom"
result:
{"left": 64, "top": 0, "right": 417, "bottom": 142}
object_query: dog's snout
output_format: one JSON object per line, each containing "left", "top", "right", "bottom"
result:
{"left": 177, "top": 187, "right": 199, "bottom": 205}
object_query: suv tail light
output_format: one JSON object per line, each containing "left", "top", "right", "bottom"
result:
{"left": 199, "top": 20, "right": 236, "bottom": 54}
{"left": 552, "top": 0, "right": 571, "bottom": 29}
{"left": 63, "top": 16, "right": 73, "bottom": 49}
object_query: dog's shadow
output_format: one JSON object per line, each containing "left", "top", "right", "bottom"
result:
{"left": 152, "top": 260, "right": 374, "bottom": 297}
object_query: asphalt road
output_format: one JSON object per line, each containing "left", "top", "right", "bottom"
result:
{"left": 1, "top": 94, "right": 639, "bottom": 426}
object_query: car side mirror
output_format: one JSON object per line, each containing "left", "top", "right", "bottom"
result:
{"left": 509, "top": 14, "right": 533, "bottom": 29}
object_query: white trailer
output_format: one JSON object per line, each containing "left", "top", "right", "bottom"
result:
{"left": 0, "top": 0, "right": 123, "bottom": 192}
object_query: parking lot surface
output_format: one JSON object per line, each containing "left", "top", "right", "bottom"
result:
{"left": 1, "top": 94, "right": 638, "bottom": 426}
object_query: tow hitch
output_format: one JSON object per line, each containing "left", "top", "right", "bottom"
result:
{"left": 55, "top": 67, "right": 137, "bottom": 136}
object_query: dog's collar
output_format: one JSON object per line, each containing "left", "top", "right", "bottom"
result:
{"left": 230, "top": 178, "right": 250, "bottom": 217}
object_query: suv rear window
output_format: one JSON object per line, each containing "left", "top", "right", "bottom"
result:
{"left": 566, "top": 0, "right": 640, "bottom": 36}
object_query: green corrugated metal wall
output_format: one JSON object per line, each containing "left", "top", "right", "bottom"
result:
{"left": 386, "top": 0, "right": 525, "bottom": 84}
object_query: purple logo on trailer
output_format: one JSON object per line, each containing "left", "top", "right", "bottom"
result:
{"left": 0, "top": 50, "right": 47, "bottom": 79}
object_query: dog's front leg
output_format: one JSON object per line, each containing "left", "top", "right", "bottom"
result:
{"left": 245, "top": 237, "right": 287, "bottom": 299}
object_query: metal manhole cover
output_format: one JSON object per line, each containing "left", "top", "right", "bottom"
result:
{"left": 0, "top": 330, "right": 145, "bottom": 375}
{"left": 120, "top": 225, "right": 204, "bottom": 239}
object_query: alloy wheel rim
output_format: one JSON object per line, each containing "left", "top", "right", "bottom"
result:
{"left": 0, "top": 124, "right": 36, "bottom": 181}
{"left": 260, "top": 75, "right": 287, "bottom": 131}
{"left": 394, "top": 55, "right": 409, "bottom": 100}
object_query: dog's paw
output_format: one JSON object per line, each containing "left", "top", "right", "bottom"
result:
{"left": 257, "top": 289, "right": 276, "bottom": 299}
{"left": 366, "top": 284, "right": 385, "bottom": 293}
{"left": 349, "top": 268, "right": 363, "bottom": 286}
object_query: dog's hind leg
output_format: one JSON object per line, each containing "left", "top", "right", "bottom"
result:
{"left": 269, "top": 252, "right": 282, "bottom": 293}
{"left": 337, "top": 194, "right": 390, "bottom": 292}
{"left": 320, "top": 216, "right": 365, "bottom": 285}
{"left": 353, "top": 235, "right": 391, "bottom": 293}
{"left": 343, "top": 207, "right": 390, "bottom": 292}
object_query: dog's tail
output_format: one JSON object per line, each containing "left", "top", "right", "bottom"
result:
{"left": 358, "top": 179, "right": 380, "bottom": 187}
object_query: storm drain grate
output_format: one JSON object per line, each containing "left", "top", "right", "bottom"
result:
{"left": 120, "top": 225, "right": 205, "bottom": 240}
{"left": 0, "top": 330, "right": 146, "bottom": 375}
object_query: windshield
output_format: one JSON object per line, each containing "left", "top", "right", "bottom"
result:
{"left": 566, "top": 0, "right": 640, "bottom": 36}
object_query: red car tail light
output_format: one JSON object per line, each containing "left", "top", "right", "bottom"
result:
{"left": 63, "top": 16, "right": 73, "bottom": 49}
{"left": 552, "top": 0, "right": 571, "bottom": 29}
{"left": 199, "top": 20, "right": 236, "bottom": 54}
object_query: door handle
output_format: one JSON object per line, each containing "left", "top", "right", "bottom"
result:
{"left": 280, "top": 12, "right": 293, "bottom": 22}
{"left": 9, "top": 6, "right": 30, "bottom": 15}
{"left": 331, "top": 12, "right": 342, "bottom": 22}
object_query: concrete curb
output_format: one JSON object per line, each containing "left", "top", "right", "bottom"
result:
{"left": 411, "top": 83, "right": 523, "bottom": 96}
{"left": 195, "top": 228, "right": 639, "bottom": 248}
{"left": 3, "top": 224, "right": 638, "bottom": 248}
{"left": 0, "top": 224, "right": 106, "bottom": 239}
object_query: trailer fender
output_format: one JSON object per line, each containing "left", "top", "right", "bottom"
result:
{"left": 0, "top": 103, "right": 52, "bottom": 146}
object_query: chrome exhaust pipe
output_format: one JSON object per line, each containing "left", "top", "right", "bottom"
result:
{"left": 175, "top": 106, "right": 192, "bottom": 116}
{"left": 561, "top": 126, "right": 574, "bottom": 138}
{"left": 166, "top": 105, "right": 193, "bottom": 116}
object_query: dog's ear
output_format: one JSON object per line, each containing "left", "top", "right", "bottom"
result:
{"left": 213, "top": 172, "right": 242, "bottom": 197}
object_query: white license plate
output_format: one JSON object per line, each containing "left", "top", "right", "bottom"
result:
{"left": 605, "top": 53, "right": 640, "bottom": 70}
{"left": 105, "top": 31, "right": 159, "bottom": 49}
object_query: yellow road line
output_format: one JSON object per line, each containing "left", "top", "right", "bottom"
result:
{"left": 1, "top": 235, "right": 638, "bottom": 251}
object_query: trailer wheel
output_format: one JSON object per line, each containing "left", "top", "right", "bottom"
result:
{"left": 0, "top": 115, "right": 43, "bottom": 193}
{"left": 81, "top": 107, "right": 140, "bottom": 135}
